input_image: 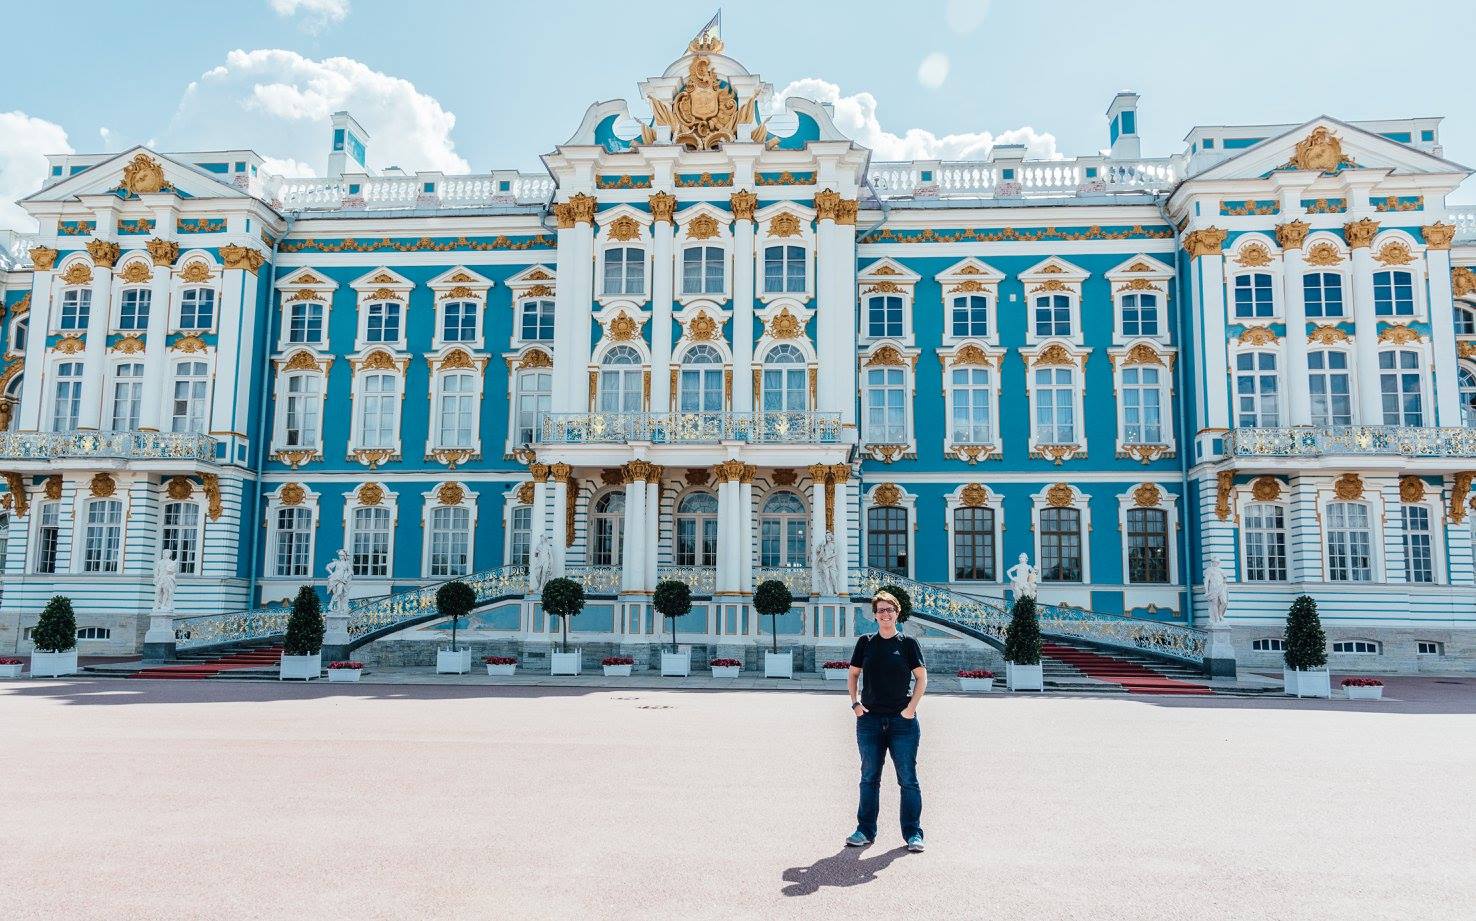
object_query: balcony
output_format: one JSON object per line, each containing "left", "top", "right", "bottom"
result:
{"left": 1224, "top": 426, "right": 1476, "bottom": 459}
{"left": 538, "top": 412, "right": 844, "bottom": 446}
{"left": 0, "top": 430, "right": 218, "bottom": 463}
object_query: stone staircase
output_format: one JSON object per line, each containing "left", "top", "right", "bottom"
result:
{"left": 1041, "top": 640, "right": 1215, "bottom": 694}
{"left": 129, "top": 643, "right": 286, "bottom": 680}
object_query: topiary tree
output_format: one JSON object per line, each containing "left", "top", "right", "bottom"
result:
{"left": 653, "top": 579, "right": 693, "bottom": 653}
{"left": 880, "top": 583, "right": 913, "bottom": 623}
{"left": 31, "top": 596, "right": 77, "bottom": 653}
{"left": 753, "top": 579, "right": 794, "bottom": 653}
{"left": 542, "top": 576, "right": 585, "bottom": 653}
{"left": 283, "top": 586, "right": 324, "bottom": 656}
{"left": 1004, "top": 596, "right": 1041, "bottom": 666}
{"left": 436, "top": 580, "right": 477, "bottom": 653}
{"left": 1283, "top": 594, "right": 1327, "bottom": 671}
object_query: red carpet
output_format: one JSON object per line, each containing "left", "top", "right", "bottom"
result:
{"left": 130, "top": 646, "right": 283, "bottom": 680}
{"left": 1042, "top": 643, "right": 1213, "bottom": 695}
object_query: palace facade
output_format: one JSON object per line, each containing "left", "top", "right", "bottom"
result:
{"left": 2, "top": 29, "right": 1475, "bottom": 672}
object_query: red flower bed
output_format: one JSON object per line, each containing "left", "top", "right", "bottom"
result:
{"left": 958, "top": 669, "right": 995, "bottom": 679}
{"left": 327, "top": 661, "right": 364, "bottom": 670}
{"left": 1341, "top": 676, "right": 1383, "bottom": 687}
{"left": 602, "top": 656, "right": 635, "bottom": 666}
{"left": 709, "top": 658, "right": 742, "bottom": 667}
{"left": 822, "top": 661, "right": 851, "bottom": 670}
{"left": 484, "top": 656, "right": 517, "bottom": 665}
{"left": 0, "top": 657, "right": 23, "bottom": 665}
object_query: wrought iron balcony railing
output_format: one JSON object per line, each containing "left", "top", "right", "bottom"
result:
{"left": 539, "top": 411, "right": 843, "bottom": 445}
{"left": 1224, "top": 426, "right": 1476, "bottom": 459}
{"left": 0, "top": 430, "right": 218, "bottom": 462}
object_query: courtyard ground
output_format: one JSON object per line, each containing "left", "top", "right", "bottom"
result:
{"left": 1, "top": 678, "right": 1472, "bottom": 921}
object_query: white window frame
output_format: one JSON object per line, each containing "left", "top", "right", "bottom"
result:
{"left": 1020, "top": 257, "right": 1089, "bottom": 347}
{"left": 106, "top": 359, "right": 146, "bottom": 432}
{"left": 1307, "top": 346, "right": 1356, "bottom": 427}
{"left": 863, "top": 485, "right": 916, "bottom": 579}
{"left": 1369, "top": 232, "right": 1427, "bottom": 322}
{"left": 938, "top": 344, "right": 1004, "bottom": 460}
{"left": 944, "top": 485, "right": 1004, "bottom": 584}
{"left": 755, "top": 203, "right": 816, "bottom": 304}
{"left": 1321, "top": 493, "right": 1381, "bottom": 583}
{"left": 1231, "top": 347, "right": 1284, "bottom": 429}
{"left": 674, "top": 489, "right": 721, "bottom": 568}
{"left": 176, "top": 286, "right": 218, "bottom": 335}
{"left": 421, "top": 483, "right": 477, "bottom": 577}
{"left": 1240, "top": 497, "right": 1289, "bottom": 583}
{"left": 426, "top": 348, "right": 486, "bottom": 458}
{"left": 32, "top": 498, "right": 64, "bottom": 575}
{"left": 509, "top": 362, "right": 554, "bottom": 449}
{"left": 344, "top": 486, "right": 397, "bottom": 580}
{"left": 426, "top": 265, "right": 493, "bottom": 352}
{"left": 271, "top": 353, "right": 330, "bottom": 458}
{"left": 347, "top": 350, "right": 407, "bottom": 461}
{"left": 77, "top": 496, "right": 125, "bottom": 575}
{"left": 501, "top": 488, "right": 533, "bottom": 568}
{"left": 169, "top": 357, "right": 212, "bottom": 435}
{"left": 935, "top": 257, "right": 1004, "bottom": 348}
{"left": 160, "top": 497, "right": 206, "bottom": 576}
{"left": 514, "top": 297, "right": 556, "bottom": 346}
{"left": 593, "top": 341, "right": 650, "bottom": 415}
{"left": 756, "top": 489, "right": 807, "bottom": 570}
{"left": 274, "top": 268, "right": 339, "bottom": 352}
{"left": 1031, "top": 485, "right": 1092, "bottom": 584}
{"left": 1021, "top": 343, "right": 1089, "bottom": 459}
{"left": 674, "top": 205, "right": 731, "bottom": 304}
{"left": 115, "top": 285, "right": 153, "bottom": 334}
{"left": 1106, "top": 255, "right": 1174, "bottom": 345}
{"left": 265, "top": 485, "right": 319, "bottom": 580}
{"left": 1108, "top": 345, "right": 1176, "bottom": 458}
{"left": 756, "top": 338, "right": 815, "bottom": 414}
{"left": 860, "top": 344, "right": 919, "bottom": 458}
{"left": 1331, "top": 640, "right": 1381, "bottom": 655}
{"left": 6, "top": 313, "right": 27, "bottom": 359}
{"left": 1398, "top": 496, "right": 1443, "bottom": 586}
{"left": 1377, "top": 345, "right": 1430, "bottom": 427}
{"left": 1116, "top": 485, "right": 1180, "bottom": 586}
{"left": 48, "top": 358, "right": 86, "bottom": 433}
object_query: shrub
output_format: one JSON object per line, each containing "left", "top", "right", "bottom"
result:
{"left": 602, "top": 656, "right": 635, "bottom": 667}
{"left": 31, "top": 596, "right": 78, "bottom": 654}
{"left": 283, "top": 586, "right": 324, "bottom": 656}
{"left": 958, "top": 669, "right": 996, "bottom": 679}
{"left": 436, "top": 580, "right": 477, "bottom": 652}
{"left": 1283, "top": 594, "right": 1328, "bottom": 671}
{"left": 653, "top": 579, "right": 693, "bottom": 652}
{"left": 879, "top": 583, "right": 913, "bottom": 623}
{"left": 1004, "top": 596, "right": 1041, "bottom": 665}
{"left": 709, "top": 658, "right": 742, "bottom": 668}
{"left": 753, "top": 579, "right": 794, "bottom": 653}
{"left": 541, "top": 577, "right": 585, "bottom": 653}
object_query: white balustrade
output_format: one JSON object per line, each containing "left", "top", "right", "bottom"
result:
{"left": 869, "top": 155, "right": 1182, "bottom": 200}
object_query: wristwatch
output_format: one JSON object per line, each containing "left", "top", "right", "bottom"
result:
{"left": 849, "top": 700, "right": 861, "bottom": 708}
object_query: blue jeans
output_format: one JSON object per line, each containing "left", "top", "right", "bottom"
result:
{"left": 855, "top": 712, "right": 922, "bottom": 840}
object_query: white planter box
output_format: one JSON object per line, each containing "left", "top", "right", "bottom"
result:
{"left": 436, "top": 647, "right": 472, "bottom": 674}
{"left": 959, "top": 676, "right": 995, "bottom": 692}
{"left": 485, "top": 663, "right": 516, "bottom": 677}
{"left": 30, "top": 650, "right": 78, "bottom": 678}
{"left": 0, "top": 663, "right": 25, "bottom": 678}
{"left": 279, "top": 653, "right": 321, "bottom": 681}
{"left": 661, "top": 650, "right": 691, "bottom": 677}
{"left": 1344, "top": 684, "right": 1384, "bottom": 700}
{"left": 603, "top": 664, "right": 633, "bottom": 677}
{"left": 823, "top": 668, "right": 849, "bottom": 681}
{"left": 327, "top": 668, "right": 362, "bottom": 683}
{"left": 550, "top": 650, "right": 582, "bottom": 675}
{"left": 1284, "top": 667, "right": 1331, "bottom": 698}
{"left": 1006, "top": 661, "right": 1043, "bottom": 692}
{"left": 764, "top": 651, "right": 794, "bottom": 679}
{"left": 710, "top": 665, "right": 740, "bottom": 679}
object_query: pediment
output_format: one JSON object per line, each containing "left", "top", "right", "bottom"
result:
{"left": 1190, "top": 117, "right": 1469, "bottom": 184}
{"left": 351, "top": 266, "right": 415, "bottom": 293}
{"left": 276, "top": 267, "right": 339, "bottom": 292}
{"left": 22, "top": 147, "right": 253, "bottom": 205}
{"left": 859, "top": 258, "right": 920, "bottom": 284}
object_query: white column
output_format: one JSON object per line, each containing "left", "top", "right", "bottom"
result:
{"left": 1280, "top": 241, "right": 1313, "bottom": 426}
{"left": 1187, "top": 232, "right": 1230, "bottom": 431}
{"left": 814, "top": 195, "right": 859, "bottom": 426}
{"left": 620, "top": 466, "right": 647, "bottom": 593}
{"left": 138, "top": 261, "right": 172, "bottom": 432}
{"left": 76, "top": 261, "right": 114, "bottom": 430}
{"left": 830, "top": 467, "right": 852, "bottom": 594}
{"left": 1288, "top": 475, "right": 1323, "bottom": 583}
{"left": 1348, "top": 234, "right": 1383, "bottom": 425}
{"left": 738, "top": 466, "right": 754, "bottom": 591}
{"left": 644, "top": 467, "right": 661, "bottom": 594}
{"left": 551, "top": 197, "right": 595, "bottom": 413}
{"left": 549, "top": 464, "right": 571, "bottom": 574}
{"left": 18, "top": 257, "right": 53, "bottom": 430}
{"left": 649, "top": 196, "right": 675, "bottom": 414}
{"left": 1424, "top": 240, "right": 1461, "bottom": 426}
{"left": 731, "top": 201, "right": 756, "bottom": 412}
{"left": 213, "top": 256, "right": 261, "bottom": 441}
{"left": 714, "top": 462, "right": 739, "bottom": 595}
{"left": 808, "top": 465, "right": 828, "bottom": 596}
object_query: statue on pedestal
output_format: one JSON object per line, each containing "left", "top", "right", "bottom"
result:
{"left": 326, "top": 548, "right": 353, "bottom": 619}
{"left": 811, "top": 532, "right": 841, "bottom": 597}
{"left": 528, "top": 531, "right": 555, "bottom": 592}
{"left": 1006, "top": 553, "right": 1039, "bottom": 601}
{"left": 152, "top": 551, "right": 178, "bottom": 613}
{"left": 1204, "top": 555, "right": 1229, "bottom": 626}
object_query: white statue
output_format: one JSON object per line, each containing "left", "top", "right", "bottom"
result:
{"left": 152, "top": 551, "right": 178, "bottom": 613}
{"left": 811, "top": 532, "right": 841, "bottom": 597}
{"left": 1204, "top": 555, "right": 1229, "bottom": 626}
{"left": 1006, "top": 553, "right": 1040, "bottom": 601}
{"left": 326, "top": 548, "right": 353, "bottom": 618}
{"left": 528, "top": 530, "right": 555, "bottom": 591}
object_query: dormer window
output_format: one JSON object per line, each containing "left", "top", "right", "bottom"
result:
{"left": 179, "top": 287, "right": 215, "bottom": 331}
{"left": 682, "top": 246, "right": 725, "bottom": 295}
{"left": 603, "top": 247, "right": 645, "bottom": 296}
{"left": 764, "top": 245, "right": 805, "bottom": 293}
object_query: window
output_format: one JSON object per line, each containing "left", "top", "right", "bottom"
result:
{"left": 603, "top": 247, "right": 645, "bottom": 296}
{"left": 598, "top": 346, "right": 644, "bottom": 413}
{"left": 441, "top": 301, "right": 478, "bottom": 343}
{"left": 1326, "top": 502, "right": 1373, "bottom": 582}
{"left": 1235, "top": 352, "right": 1279, "bottom": 427}
{"left": 1039, "top": 507, "right": 1082, "bottom": 582}
{"left": 1033, "top": 367, "right": 1076, "bottom": 444}
{"left": 118, "top": 289, "right": 151, "bottom": 331}
{"left": 1417, "top": 641, "right": 1444, "bottom": 656}
{"left": 59, "top": 288, "right": 91, "bottom": 331}
{"left": 763, "top": 245, "right": 805, "bottom": 293}
{"left": 82, "top": 499, "right": 123, "bottom": 574}
{"left": 10, "top": 316, "right": 26, "bottom": 353}
{"left": 1120, "top": 366, "right": 1163, "bottom": 444}
{"left": 1126, "top": 508, "right": 1169, "bottom": 583}
{"left": 357, "top": 373, "right": 399, "bottom": 449}
{"left": 1242, "top": 503, "right": 1287, "bottom": 581}
{"left": 950, "top": 367, "right": 993, "bottom": 444}
{"left": 761, "top": 344, "right": 807, "bottom": 412}
{"left": 864, "top": 367, "right": 907, "bottom": 443}
{"left": 436, "top": 373, "right": 476, "bottom": 448}
{"left": 282, "top": 373, "right": 322, "bottom": 448}
{"left": 287, "top": 301, "right": 324, "bottom": 345}
{"left": 76, "top": 627, "right": 111, "bottom": 641}
{"left": 953, "top": 506, "right": 995, "bottom": 581}
{"left": 676, "top": 492, "right": 719, "bottom": 567}
{"left": 682, "top": 246, "right": 724, "bottom": 294}
{"left": 179, "top": 288, "right": 215, "bottom": 330}
{"left": 34, "top": 501, "right": 60, "bottom": 574}
{"left": 678, "top": 344, "right": 724, "bottom": 412}
{"left": 1373, "top": 270, "right": 1414, "bottom": 317}
{"left": 1461, "top": 366, "right": 1476, "bottom": 428}
{"left": 1402, "top": 504, "right": 1433, "bottom": 584}
{"left": 51, "top": 362, "right": 84, "bottom": 432}
{"left": 1303, "top": 272, "right": 1344, "bottom": 318}
{"left": 1251, "top": 638, "right": 1286, "bottom": 652}
{"left": 950, "top": 295, "right": 989, "bottom": 338}
{"left": 110, "top": 363, "right": 145, "bottom": 431}
{"left": 515, "top": 370, "right": 552, "bottom": 444}
{"left": 1332, "top": 640, "right": 1379, "bottom": 654}
{"left": 161, "top": 501, "right": 201, "bottom": 574}
{"left": 1233, "top": 273, "right": 1274, "bottom": 318}
{"left": 1379, "top": 350, "right": 1423, "bottom": 426}
{"left": 759, "top": 491, "right": 806, "bottom": 569}
{"left": 867, "top": 506, "right": 908, "bottom": 576}
{"left": 1308, "top": 351, "right": 1352, "bottom": 426}
{"left": 1120, "top": 293, "right": 1159, "bottom": 337}
{"left": 506, "top": 505, "right": 531, "bottom": 568}
{"left": 364, "top": 302, "right": 401, "bottom": 344}
{"left": 350, "top": 506, "right": 391, "bottom": 577}
{"left": 519, "top": 300, "right": 554, "bottom": 341}
{"left": 1457, "top": 305, "right": 1476, "bottom": 336}
{"left": 429, "top": 506, "right": 471, "bottom": 577}
{"left": 171, "top": 361, "right": 209, "bottom": 434}
{"left": 273, "top": 506, "right": 313, "bottom": 577}
{"left": 590, "top": 491, "right": 624, "bottom": 566}
{"left": 867, "top": 296, "right": 903, "bottom": 339}
{"left": 1033, "top": 294, "right": 1072, "bottom": 337}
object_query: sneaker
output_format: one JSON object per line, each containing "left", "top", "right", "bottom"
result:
{"left": 906, "top": 835, "right": 925, "bottom": 853}
{"left": 844, "top": 830, "right": 872, "bottom": 847}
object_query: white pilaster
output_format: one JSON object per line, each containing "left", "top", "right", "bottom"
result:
{"left": 814, "top": 199, "right": 859, "bottom": 425}
{"left": 808, "top": 468, "right": 827, "bottom": 597}
{"left": 1425, "top": 244, "right": 1461, "bottom": 426}
{"left": 738, "top": 469, "right": 754, "bottom": 591}
{"left": 551, "top": 198, "right": 595, "bottom": 413}
{"left": 715, "top": 463, "right": 739, "bottom": 595}
{"left": 1194, "top": 248, "right": 1230, "bottom": 430}
{"left": 213, "top": 261, "right": 259, "bottom": 441}
{"left": 644, "top": 469, "right": 660, "bottom": 593}
{"left": 1348, "top": 243, "right": 1383, "bottom": 425}
{"left": 138, "top": 263, "right": 172, "bottom": 432}
{"left": 18, "top": 265, "right": 53, "bottom": 430}
{"left": 620, "top": 469, "right": 647, "bottom": 593}
{"left": 830, "top": 469, "right": 852, "bottom": 594}
{"left": 1288, "top": 475, "right": 1323, "bottom": 583}
{"left": 649, "top": 205, "right": 675, "bottom": 413}
{"left": 549, "top": 467, "right": 570, "bottom": 574}
{"left": 731, "top": 208, "right": 756, "bottom": 412}
{"left": 1281, "top": 245, "right": 1312, "bottom": 426}
{"left": 77, "top": 264, "right": 113, "bottom": 430}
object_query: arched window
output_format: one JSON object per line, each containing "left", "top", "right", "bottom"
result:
{"left": 515, "top": 369, "right": 552, "bottom": 444}
{"left": 1033, "top": 294, "right": 1072, "bottom": 337}
{"left": 952, "top": 506, "right": 995, "bottom": 581}
{"left": 762, "top": 344, "right": 808, "bottom": 412}
{"left": 1033, "top": 367, "right": 1076, "bottom": 443}
{"left": 590, "top": 490, "right": 625, "bottom": 566}
{"left": 282, "top": 372, "right": 322, "bottom": 448}
{"left": 1459, "top": 365, "right": 1476, "bottom": 427}
{"left": 598, "top": 345, "right": 644, "bottom": 413}
{"left": 519, "top": 299, "right": 554, "bottom": 341}
{"left": 1234, "top": 352, "right": 1279, "bottom": 427}
{"left": 867, "top": 506, "right": 908, "bottom": 576}
{"left": 1126, "top": 508, "right": 1169, "bottom": 584}
{"left": 1378, "top": 350, "right": 1422, "bottom": 426}
{"left": 350, "top": 505, "right": 392, "bottom": 577}
{"left": 675, "top": 491, "right": 719, "bottom": 567}
{"left": 1372, "top": 270, "right": 1414, "bottom": 317}
{"left": 364, "top": 301, "right": 402, "bottom": 344}
{"left": 951, "top": 295, "right": 989, "bottom": 338}
{"left": 162, "top": 500, "right": 202, "bottom": 574}
{"left": 171, "top": 361, "right": 209, "bottom": 434}
{"left": 441, "top": 301, "right": 479, "bottom": 343}
{"left": 357, "top": 372, "right": 399, "bottom": 449}
{"left": 1040, "top": 507, "right": 1082, "bottom": 582}
{"left": 1120, "top": 293, "right": 1158, "bottom": 337}
{"left": 1326, "top": 501, "right": 1373, "bottom": 582}
{"left": 1303, "top": 272, "right": 1344, "bottom": 318}
{"left": 59, "top": 287, "right": 91, "bottom": 331}
{"left": 287, "top": 300, "right": 325, "bottom": 345}
{"left": 82, "top": 499, "right": 123, "bottom": 574}
{"left": 678, "top": 344, "right": 724, "bottom": 412}
{"left": 603, "top": 247, "right": 645, "bottom": 296}
{"left": 682, "top": 246, "right": 724, "bottom": 294}
{"left": 866, "top": 295, "right": 903, "bottom": 338}
{"left": 51, "top": 361, "right": 84, "bottom": 432}
{"left": 759, "top": 491, "right": 807, "bottom": 568}
{"left": 1233, "top": 273, "right": 1274, "bottom": 319}
{"left": 1242, "top": 502, "right": 1287, "bottom": 581}
{"left": 763, "top": 245, "right": 805, "bottom": 293}
{"left": 179, "top": 287, "right": 215, "bottom": 330}
{"left": 1308, "top": 350, "right": 1352, "bottom": 426}
{"left": 436, "top": 372, "right": 476, "bottom": 448}
{"left": 1120, "top": 366, "right": 1162, "bottom": 444}
{"left": 110, "top": 362, "right": 145, "bottom": 431}
{"left": 118, "top": 288, "right": 151, "bottom": 331}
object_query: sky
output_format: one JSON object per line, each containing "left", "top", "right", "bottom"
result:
{"left": 4, "top": 0, "right": 1475, "bottom": 231}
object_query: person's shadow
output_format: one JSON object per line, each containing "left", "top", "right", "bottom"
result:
{"left": 781, "top": 846, "right": 910, "bottom": 896}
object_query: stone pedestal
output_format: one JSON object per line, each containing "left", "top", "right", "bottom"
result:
{"left": 322, "top": 611, "right": 352, "bottom": 665}
{"left": 142, "top": 611, "right": 177, "bottom": 661}
{"left": 1204, "top": 623, "right": 1237, "bottom": 678}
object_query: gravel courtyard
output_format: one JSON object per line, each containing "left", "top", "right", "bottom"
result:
{"left": 2, "top": 678, "right": 1472, "bottom": 921}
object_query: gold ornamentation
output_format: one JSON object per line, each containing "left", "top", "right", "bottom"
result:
{"left": 523, "top": 284, "right": 555, "bottom": 298}
{"left": 1251, "top": 476, "right": 1281, "bottom": 502}
{"left": 867, "top": 444, "right": 909, "bottom": 463}
{"left": 89, "top": 473, "right": 117, "bottom": 499}
{"left": 950, "top": 445, "right": 999, "bottom": 464}
{"left": 1132, "top": 483, "right": 1162, "bottom": 508}
{"left": 553, "top": 194, "right": 597, "bottom": 228}
{"left": 835, "top": 199, "right": 858, "bottom": 225}
{"left": 1275, "top": 221, "right": 1311, "bottom": 250}
{"left": 179, "top": 260, "right": 212, "bottom": 283}
{"left": 172, "top": 334, "right": 208, "bottom": 353}
{"left": 61, "top": 263, "right": 93, "bottom": 285}
{"left": 1033, "top": 445, "right": 1081, "bottom": 465}
{"left": 1374, "top": 240, "right": 1414, "bottom": 266}
{"left": 1343, "top": 218, "right": 1380, "bottom": 249}
{"left": 607, "top": 312, "right": 640, "bottom": 341}
{"left": 862, "top": 282, "right": 904, "bottom": 295}
{"left": 1400, "top": 476, "right": 1426, "bottom": 503}
{"left": 686, "top": 312, "right": 719, "bottom": 341}
{"left": 357, "top": 349, "right": 400, "bottom": 372}
{"left": 113, "top": 335, "right": 145, "bottom": 354}
{"left": 519, "top": 349, "right": 553, "bottom": 369}
{"left": 772, "top": 469, "right": 797, "bottom": 487}
{"left": 951, "top": 344, "right": 991, "bottom": 367}
{"left": 768, "top": 308, "right": 802, "bottom": 340}
{"left": 358, "top": 483, "right": 385, "bottom": 506}
{"left": 529, "top": 463, "right": 550, "bottom": 483}
{"left": 367, "top": 287, "right": 404, "bottom": 301}
{"left": 961, "top": 484, "right": 988, "bottom": 507}
{"left": 430, "top": 449, "right": 475, "bottom": 469}
{"left": 1121, "top": 343, "right": 1163, "bottom": 366}
{"left": 121, "top": 153, "right": 168, "bottom": 195}
{"left": 643, "top": 464, "right": 664, "bottom": 486}
{"left": 1183, "top": 227, "right": 1227, "bottom": 258}
{"left": 1453, "top": 266, "right": 1476, "bottom": 297}
{"left": 2, "top": 472, "right": 28, "bottom": 518}
{"left": 1451, "top": 472, "right": 1474, "bottom": 524}
{"left": 282, "top": 351, "right": 324, "bottom": 373}
{"left": 768, "top": 212, "right": 802, "bottom": 238}
{"left": 565, "top": 480, "right": 577, "bottom": 547}
{"left": 1459, "top": 342, "right": 1476, "bottom": 360}
{"left": 685, "top": 467, "right": 710, "bottom": 486}
{"left": 1378, "top": 324, "right": 1421, "bottom": 345}
{"left": 1119, "top": 444, "right": 1171, "bottom": 464}
{"left": 441, "top": 482, "right": 468, "bottom": 506}
{"left": 948, "top": 280, "right": 987, "bottom": 294}
{"left": 1115, "top": 277, "right": 1162, "bottom": 293}
{"left": 606, "top": 215, "right": 642, "bottom": 242}
{"left": 1237, "top": 325, "right": 1279, "bottom": 346}
{"left": 864, "top": 345, "right": 907, "bottom": 367}
{"left": 165, "top": 477, "right": 194, "bottom": 501}
{"left": 1033, "top": 343, "right": 1076, "bottom": 366}
{"left": 287, "top": 289, "right": 323, "bottom": 302}
{"left": 814, "top": 189, "right": 843, "bottom": 222}
{"left": 439, "top": 349, "right": 477, "bottom": 371}
{"left": 54, "top": 335, "right": 85, "bottom": 355}
{"left": 84, "top": 240, "right": 120, "bottom": 269}
{"left": 1046, "top": 483, "right": 1074, "bottom": 508}
{"left": 44, "top": 474, "right": 62, "bottom": 501}
{"left": 9, "top": 293, "right": 28, "bottom": 316}
{"left": 873, "top": 483, "right": 902, "bottom": 507}
{"left": 729, "top": 190, "right": 757, "bottom": 220}
{"left": 1028, "top": 280, "right": 1071, "bottom": 293}
{"left": 120, "top": 261, "right": 152, "bottom": 284}
{"left": 648, "top": 193, "right": 676, "bottom": 223}
{"left": 220, "top": 244, "right": 265, "bottom": 274}
{"left": 276, "top": 450, "right": 317, "bottom": 469}
{"left": 1235, "top": 242, "right": 1273, "bottom": 267}
{"left": 1308, "top": 324, "right": 1351, "bottom": 345}
{"left": 1289, "top": 127, "right": 1353, "bottom": 172}
{"left": 279, "top": 483, "right": 306, "bottom": 506}
{"left": 1215, "top": 470, "right": 1235, "bottom": 521}
{"left": 1305, "top": 241, "right": 1343, "bottom": 266}
{"left": 29, "top": 246, "right": 59, "bottom": 271}
{"left": 1333, "top": 472, "right": 1364, "bottom": 501}
{"left": 350, "top": 449, "right": 394, "bottom": 469}
{"left": 687, "top": 213, "right": 720, "bottom": 240}
{"left": 446, "top": 271, "right": 476, "bottom": 283}
{"left": 1422, "top": 223, "right": 1455, "bottom": 250}
{"left": 660, "top": 54, "right": 741, "bottom": 151}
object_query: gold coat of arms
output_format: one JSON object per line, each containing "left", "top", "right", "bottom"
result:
{"left": 653, "top": 56, "right": 747, "bottom": 151}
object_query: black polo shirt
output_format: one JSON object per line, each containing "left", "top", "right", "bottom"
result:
{"left": 849, "top": 632, "right": 925, "bottom": 715}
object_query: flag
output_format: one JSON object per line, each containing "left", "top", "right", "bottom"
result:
{"left": 689, "top": 10, "right": 722, "bottom": 52}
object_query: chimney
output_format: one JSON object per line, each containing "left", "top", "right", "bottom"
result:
{"left": 1106, "top": 92, "right": 1140, "bottom": 159}
{"left": 327, "top": 111, "right": 371, "bottom": 179}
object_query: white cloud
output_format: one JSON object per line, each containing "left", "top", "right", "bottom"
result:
{"left": 268, "top": 0, "right": 349, "bottom": 33}
{"left": 160, "top": 49, "right": 469, "bottom": 177}
{"left": 0, "top": 111, "right": 72, "bottom": 232}
{"left": 775, "top": 78, "right": 1061, "bottom": 162}
{"left": 917, "top": 53, "right": 950, "bottom": 90}
{"left": 946, "top": 0, "right": 990, "bottom": 33}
